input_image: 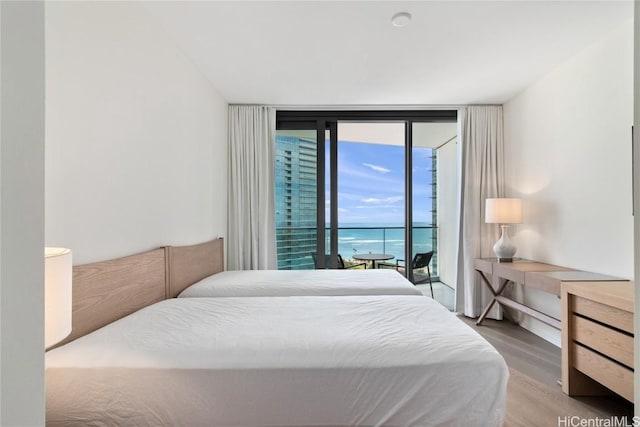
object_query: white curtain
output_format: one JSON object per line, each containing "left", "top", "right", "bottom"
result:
{"left": 455, "top": 106, "right": 505, "bottom": 318}
{"left": 228, "top": 105, "right": 277, "bottom": 270}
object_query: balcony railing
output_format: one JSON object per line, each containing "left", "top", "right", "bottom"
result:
{"left": 276, "top": 225, "right": 437, "bottom": 273}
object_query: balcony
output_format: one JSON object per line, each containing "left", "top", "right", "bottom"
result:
{"left": 276, "top": 225, "right": 437, "bottom": 276}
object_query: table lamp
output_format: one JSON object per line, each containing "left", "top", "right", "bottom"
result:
{"left": 485, "top": 198, "right": 522, "bottom": 262}
{"left": 45, "top": 247, "right": 72, "bottom": 349}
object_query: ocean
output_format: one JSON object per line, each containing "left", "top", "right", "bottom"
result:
{"left": 332, "top": 223, "right": 435, "bottom": 264}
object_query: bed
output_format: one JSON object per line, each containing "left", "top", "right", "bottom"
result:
{"left": 169, "top": 239, "right": 421, "bottom": 298}
{"left": 178, "top": 269, "right": 422, "bottom": 297}
{"left": 45, "top": 239, "right": 509, "bottom": 426}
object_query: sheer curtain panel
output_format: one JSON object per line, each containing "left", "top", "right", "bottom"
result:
{"left": 456, "top": 106, "right": 505, "bottom": 318}
{"left": 228, "top": 105, "right": 277, "bottom": 270}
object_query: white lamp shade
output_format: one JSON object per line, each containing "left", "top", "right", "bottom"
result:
{"left": 45, "top": 247, "right": 72, "bottom": 348}
{"left": 485, "top": 198, "right": 523, "bottom": 224}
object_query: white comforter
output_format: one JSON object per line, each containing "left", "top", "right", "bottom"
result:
{"left": 46, "top": 296, "right": 508, "bottom": 426}
{"left": 178, "top": 268, "right": 422, "bottom": 297}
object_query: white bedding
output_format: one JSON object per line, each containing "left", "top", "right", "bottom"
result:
{"left": 178, "top": 268, "right": 422, "bottom": 297}
{"left": 46, "top": 296, "right": 508, "bottom": 426}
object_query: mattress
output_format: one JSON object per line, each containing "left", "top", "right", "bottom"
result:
{"left": 178, "top": 268, "right": 422, "bottom": 297}
{"left": 46, "top": 296, "right": 508, "bottom": 426}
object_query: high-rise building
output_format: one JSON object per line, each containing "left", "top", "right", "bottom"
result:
{"left": 275, "top": 135, "right": 317, "bottom": 269}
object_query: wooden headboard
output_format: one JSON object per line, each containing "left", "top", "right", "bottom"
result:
{"left": 49, "top": 238, "right": 223, "bottom": 348}
{"left": 167, "top": 238, "right": 224, "bottom": 298}
{"left": 55, "top": 247, "right": 167, "bottom": 348}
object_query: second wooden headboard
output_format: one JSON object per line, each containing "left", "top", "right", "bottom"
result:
{"left": 167, "top": 238, "right": 224, "bottom": 297}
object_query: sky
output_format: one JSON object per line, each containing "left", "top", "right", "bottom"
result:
{"left": 329, "top": 140, "right": 433, "bottom": 226}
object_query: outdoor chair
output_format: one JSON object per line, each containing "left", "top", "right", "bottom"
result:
{"left": 379, "top": 251, "right": 434, "bottom": 298}
{"left": 311, "top": 253, "right": 367, "bottom": 269}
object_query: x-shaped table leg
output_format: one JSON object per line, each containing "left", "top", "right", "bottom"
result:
{"left": 476, "top": 271, "right": 511, "bottom": 326}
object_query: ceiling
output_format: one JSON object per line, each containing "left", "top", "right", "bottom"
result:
{"left": 143, "top": 1, "right": 633, "bottom": 106}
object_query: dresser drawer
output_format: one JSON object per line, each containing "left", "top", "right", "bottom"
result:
{"left": 573, "top": 343, "right": 633, "bottom": 402}
{"left": 572, "top": 296, "right": 633, "bottom": 334}
{"left": 572, "top": 315, "right": 633, "bottom": 368}
{"left": 562, "top": 281, "right": 634, "bottom": 401}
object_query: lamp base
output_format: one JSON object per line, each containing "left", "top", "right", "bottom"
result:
{"left": 493, "top": 225, "right": 517, "bottom": 262}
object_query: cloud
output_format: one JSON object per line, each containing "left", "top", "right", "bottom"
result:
{"left": 361, "top": 196, "right": 404, "bottom": 205}
{"left": 362, "top": 163, "right": 391, "bottom": 174}
{"left": 337, "top": 156, "right": 402, "bottom": 189}
{"left": 355, "top": 205, "right": 402, "bottom": 209}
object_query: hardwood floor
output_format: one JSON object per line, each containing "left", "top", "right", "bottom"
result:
{"left": 415, "top": 281, "right": 455, "bottom": 310}
{"left": 460, "top": 317, "right": 634, "bottom": 427}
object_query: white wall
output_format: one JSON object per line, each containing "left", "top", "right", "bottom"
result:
{"left": 436, "top": 137, "right": 458, "bottom": 287}
{"left": 1, "top": 2, "right": 46, "bottom": 425}
{"left": 46, "top": 1, "right": 228, "bottom": 265}
{"left": 504, "top": 20, "right": 634, "bottom": 346}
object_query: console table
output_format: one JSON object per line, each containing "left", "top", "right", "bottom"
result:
{"left": 475, "top": 258, "right": 633, "bottom": 401}
{"left": 474, "top": 258, "right": 569, "bottom": 327}
{"left": 473, "top": 258, "right": 626, "bottom": 329}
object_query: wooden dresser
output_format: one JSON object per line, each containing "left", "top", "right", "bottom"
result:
{"left": 561, "top": 281, "right": 634, "bottom": 402}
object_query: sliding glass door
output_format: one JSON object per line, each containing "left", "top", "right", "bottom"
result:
{"left": 274, "top": 129, "right": 318, "bottom": 270}
{"left": 275, "top": 111, "right": 457, "bottom": 280}
{"left": 335, "top": 122, "right": 406, "bottom": 269}
{"left": 410, "top": 123, "right": 440, "bottom": 283}
{"left": 411, "top": 122, "right": 458, "bottom": 288}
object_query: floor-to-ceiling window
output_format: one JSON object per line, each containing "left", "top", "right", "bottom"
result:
{"left": 274, "top": 130, "right": 318, "bottom": 270}
{"left": 333, "top": 122, "right": 408, "bottom": 270}
{"left": 412, "top": 122, "right": 459, "bottom": 286}
{"left": 275, "top": 111, "right": 457, "bottom": 285}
